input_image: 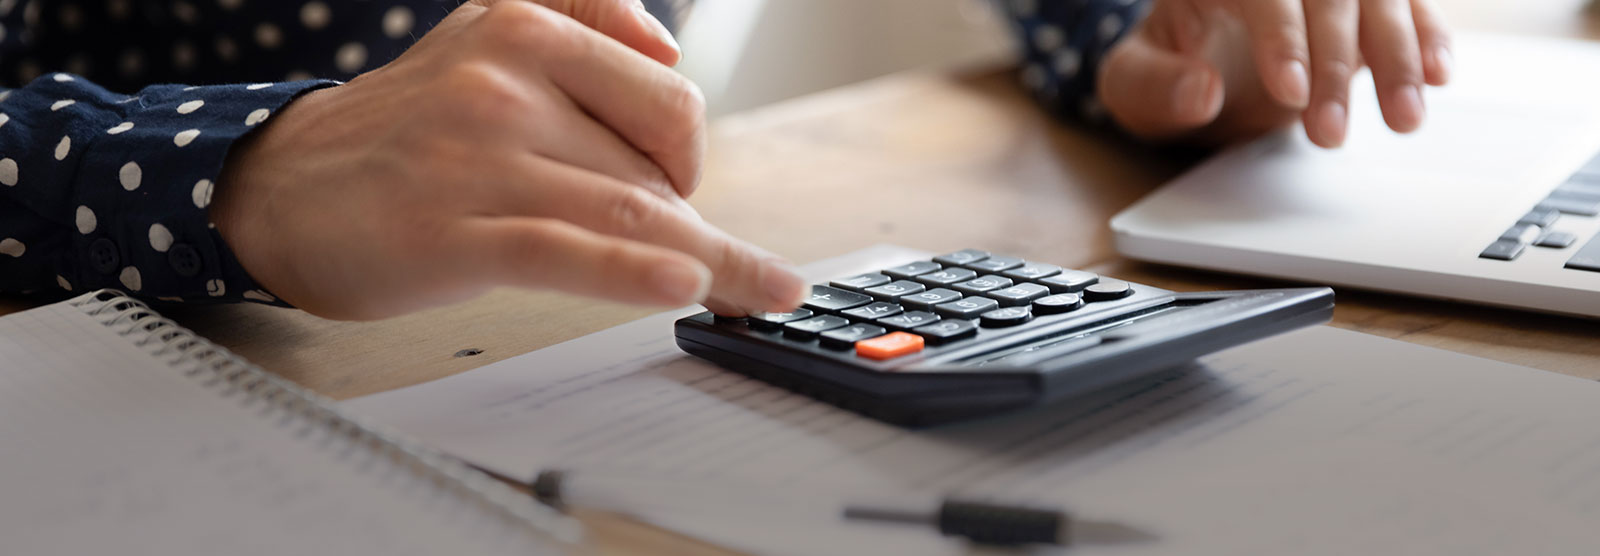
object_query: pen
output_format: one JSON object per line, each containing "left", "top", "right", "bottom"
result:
{"left": 531, "top": 469, "right": 1149, "bottom": 548}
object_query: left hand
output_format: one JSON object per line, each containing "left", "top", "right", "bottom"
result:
{"left": 1098, "top": 0, "right": 1452, "bottom": 148}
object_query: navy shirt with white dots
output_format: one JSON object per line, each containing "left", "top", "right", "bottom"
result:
{"left": 0, "top": 0, "right": 1137, "bottom": 307}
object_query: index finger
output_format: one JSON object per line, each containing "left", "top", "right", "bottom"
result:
{"left": 492, "top": 155, "right": 808, "bottom": 315}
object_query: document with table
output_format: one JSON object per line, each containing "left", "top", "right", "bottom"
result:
{"left": 347, "top": 245, "right": 1600, "bottom": 555}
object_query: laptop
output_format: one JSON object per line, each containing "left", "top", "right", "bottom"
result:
{"left": 1111, "top": 33, "right": 1600, "bottom": 318}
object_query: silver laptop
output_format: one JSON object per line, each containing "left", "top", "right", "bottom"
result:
{"left": 1111, "top": 33, "right": 1600, "bottom": 318}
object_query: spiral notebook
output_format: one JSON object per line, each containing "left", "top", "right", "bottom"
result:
{"left": 0, "top": 291, "right": 577, "bottom": 555}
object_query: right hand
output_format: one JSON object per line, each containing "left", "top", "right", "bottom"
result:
{"left": 212, "top": 0, "right": 808, "bottom": 320}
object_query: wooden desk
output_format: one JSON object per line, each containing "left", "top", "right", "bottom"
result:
{"left": 3, "top": 1, "right": 1597, "bottom": 553}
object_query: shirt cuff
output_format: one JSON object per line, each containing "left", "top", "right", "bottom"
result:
{"left": 42, "top": 77, "right": 338, "bottom": 306}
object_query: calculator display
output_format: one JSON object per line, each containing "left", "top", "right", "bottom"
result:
{"left": 676, "top": 250, "right": 1333, "bottom": 426}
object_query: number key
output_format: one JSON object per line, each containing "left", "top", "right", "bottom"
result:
{"left": 865, "top": 280, "right": 927, "bottom": 301}
{"left": 913, "top": 319, "right": 977, "bottom": 345}
{"left": 934, "top": 296, "right": 999, "bottom": 319}
{"left": 952, "top": 275, "right": 1013, "bottom": 296}
{"left": 898, "top": 288, "right": 962, "bottom": 312}
{"left": 915, "top": 267, "right": 977, "bottom": 287}
{"left": 986, "top": 283, "right": 1049, "bottom": 307}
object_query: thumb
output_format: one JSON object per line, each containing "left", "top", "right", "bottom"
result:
{"left": 1098, "top": 32, "right": 1223, "bottom": 140}
{"left": 524, "top": 0, "right": 683, "bottom": 66}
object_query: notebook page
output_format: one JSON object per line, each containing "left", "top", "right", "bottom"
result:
{"left": 0, "top": 301, "right": 562, "bottom": 555}
{"left": 346, "top": 245, "right": 1600, "bottom": 555}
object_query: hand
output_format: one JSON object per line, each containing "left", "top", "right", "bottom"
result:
{"left": 1098, "top": 0, "right": 1451, "bottom": 148}
{"left": 212, "top": 0, "right": 808, "bottom": 320}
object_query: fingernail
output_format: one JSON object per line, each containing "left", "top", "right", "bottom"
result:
{"left": 760, "top": 259, "right": 807, "bottom": 309}
{"left": 1315, "top": 101, "right": 1347, "bottom": 148}
{"left": 635, "top": 4, "right": 681, "bottom": 56}
{"left": 651, "top": 262, "right": 710, "bottom": 305}
{"left": 1173, "top": 70, "right": 1211, "bottom": 120}
{"left": 1280, "top": 60, "right": 1311, "bottom": 108}
{"left": 1392, "top": 85, "right": 1425, "bottom": 132}
{"left": 1432, "top": 46, "right": 1453, "bottom": 83}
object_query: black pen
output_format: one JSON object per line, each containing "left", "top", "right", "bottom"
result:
{"left": 531, "top": 469, "right": 1151, "bottom": 548}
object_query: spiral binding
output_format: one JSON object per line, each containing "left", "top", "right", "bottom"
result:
{"left": 68, "top": 290, "right": 582, "bottom": 548}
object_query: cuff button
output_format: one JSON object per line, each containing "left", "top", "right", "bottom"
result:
{"left": 168, "top": 244, "right": 203, "bottom": 277}
{"left": 88, "top": 238, "right": 120, "bottom": 274}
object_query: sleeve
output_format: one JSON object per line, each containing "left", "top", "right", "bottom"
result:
{"left": 0, "top": 73, "right": 336, "bottom": 305}
{"left": 999, "top": 0, "right": 1152, "bottom": 124}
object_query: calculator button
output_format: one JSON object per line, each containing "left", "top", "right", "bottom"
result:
{"left": 933, "top": 249, "right": 990, "bottom": 267}
{"left": 1082, "top": 279, "right": 1134, "bottom": 301}
{"left": 865, "top": 280, "right": 927, "bottom": 301}
{"left": 749, "top": 309, "right": 816, "bottom": 331}
{"left": 913, "top": 319, "right": 977, "bottom": 345}
{"left": 856, "top": 332, "right": 925, "bottom": 361}
{"left": 882, "top": 261, "right": 943, "bottom": 279}
{"left": 821, "top": 323, "right": 888, "bottom": 349}
{"left": 964, "top": 256, "right": 1025, "bottom": 273}
{"left": 934, "top": 297, "right": 999, "bottom": 319}
{"left": 1039, "top": 270, "right": 1100, "bottom": 293}
{"left": 979, "top": 307, "right": 1032, "bottom": 328}
{"left": 898, "top": 288, "right": 963, "bottom": 312}
{"left": 915, "top": 267, "right": 978, "bottom": 287}
{"left": 843, "top": 302, "right": 904, "bottom": 321}
{"left": 878, "top": 311, "right": 940, "bottom": 332}
{"left": 802, "top": 285, "right": 873, "bottom": 313}
{"left": 1032, "top": 293, "right": 1084, "bottom": 315}
{"left": 830, "top": 272, "right": 892, "bottom": 292}
{"left": 784, "top": 315, "right": 851, "bottom": 340}
{"left": 951, "top": 275, "right": 1013, "bottom": 296}
{"left": 1002, "top": 263, "right": 1062, "bottom": 281}
{"left": 985, "top": 283, "right": 1050, "bottom": 307}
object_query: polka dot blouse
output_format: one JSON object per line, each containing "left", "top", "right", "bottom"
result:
{"left": 0, "top": 0, "right": 1135, "bottom": 307}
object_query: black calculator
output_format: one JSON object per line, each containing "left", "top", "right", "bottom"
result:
{"left": 675, "top": 250, "right": 1334, "bottom": 426}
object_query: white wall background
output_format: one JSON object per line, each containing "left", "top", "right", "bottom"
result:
{"left": 675, "top": 0, "right": 1019, "bottom": 117}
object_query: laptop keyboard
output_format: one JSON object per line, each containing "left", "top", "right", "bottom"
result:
{"left": 1479, "top": 152, "right": 1600, "bottom": 271}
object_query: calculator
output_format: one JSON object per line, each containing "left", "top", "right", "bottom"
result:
{"left": 674, "top": 250, "right": 1334, "bottom": 426}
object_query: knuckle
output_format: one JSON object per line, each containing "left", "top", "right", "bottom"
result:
{"left": 606, "top": 186, "right": 665, "bottom": 238}
{"left": 480, "top": 1, "right": 568, "bottom": 51}
{"left": 645, "top": 76, "right": 707, "bottom": 148}
{"left": 1314, "top": 57, "right": 1359, "bottom": 84}
{"left": 440, "top": 62, "right": 526, "bottom": 121}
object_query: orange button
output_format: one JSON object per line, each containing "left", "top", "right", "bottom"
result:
{"left": 855, "top": 332, "right": 925, "bottom": 361}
